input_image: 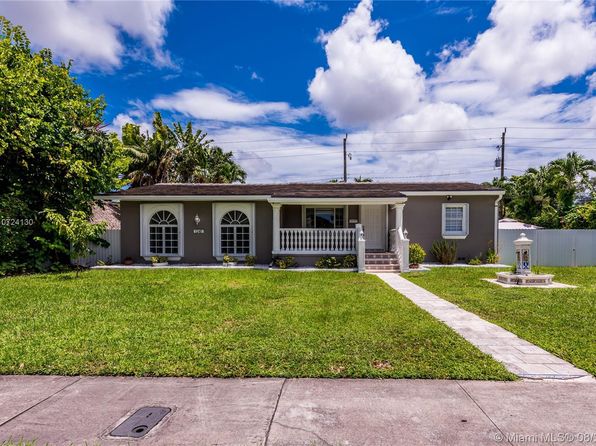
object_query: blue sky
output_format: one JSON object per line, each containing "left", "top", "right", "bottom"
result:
{"left": 2, "top": 0, "right": 596, "bottom": 183}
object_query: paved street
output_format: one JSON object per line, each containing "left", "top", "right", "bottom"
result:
{"left": 1, "top": 376, "right": 595, "bottom": 445}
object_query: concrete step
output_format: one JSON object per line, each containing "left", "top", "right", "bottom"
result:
{"left": 365, "top": 259, "right": 399, "bottom": 265}
{"left": 365, "top": 265, "right": 400, "bottom": 272}
{"left": 365, "top": 253, "right": 397, "bottom": 259}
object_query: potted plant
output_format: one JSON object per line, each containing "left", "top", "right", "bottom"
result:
{"left": 123, "top": 256, "right": 134, "bottom": 266}
{"left": 223, "top": 254, "right": 237, "bottom": 266}
{"left": 151, "top": 256, "right": 168, "bottom": 267}
{"left": 408, "top": 243, "right": 426, "bottom": 268}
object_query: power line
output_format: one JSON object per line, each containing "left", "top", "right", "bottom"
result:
{"left": 507, "top": 126, "right": 596, "bottom": 130}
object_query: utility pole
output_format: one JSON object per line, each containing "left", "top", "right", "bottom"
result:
{"left": 500, "top": 127, "right": 507, "bottom": 180}
{"left": 343, "top": 133, "right": 348, "bottom": 183}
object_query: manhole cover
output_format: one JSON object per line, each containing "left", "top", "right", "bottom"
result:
{"left": 110, "top": 406, "right": 171, "bottom": 438}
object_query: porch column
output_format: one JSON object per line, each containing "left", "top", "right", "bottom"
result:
{"left": 392, "top": 203, "right": 405, "bottom": 230}
{"left": 272, "top": 203, "right": 281, "bottom": 253}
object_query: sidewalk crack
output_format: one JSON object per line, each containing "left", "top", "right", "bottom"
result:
{"left": 264, "top": 378, "right": 287, "bottom": 446}
{"left": 456, "top": 381, "right": 513, "bottom": 446}
{"left": 0, "top": 376, "right": 82, "bottom": 429}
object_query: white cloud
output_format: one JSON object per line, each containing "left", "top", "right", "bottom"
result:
{"left": 251, "top": 71, "right": 264, "bottom": 82}
{"left": 588, "top": 72, "right": 596, "bottom": 92}
{"left": 308, "top": 0, "right": 425, "bottom": 128}
{"left": 151, "top": 86, "right": 313, "bottom": 123}
{"left": 0, "top": 0, "right": 175, "bottom": 70}
{"left": 434, "top": 0, "right": 596, "bottom": 97}
{"left": 108, "top": 113, "right": 152, "bottom": 137}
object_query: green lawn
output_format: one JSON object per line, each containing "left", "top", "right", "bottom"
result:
{"left": 0, "top": 269, "right": 513, "bottom": 380}
{"left": 404, "top": 267, "right": 596, "bottom": 376}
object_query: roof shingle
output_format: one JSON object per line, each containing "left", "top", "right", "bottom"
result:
{"left": 104, "top": 182, "right": 500, "bottom": 199}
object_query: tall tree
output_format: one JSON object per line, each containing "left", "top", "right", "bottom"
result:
{"left": 0, "top": 17, "right": 124, "bottom": 271}
{"left": 549, "top": 151, "right": 596, "bottom": 213}
{"left": 491, "top": 152, "right": 596, "bottom": 228}
{"left": 123, "top": 113, "right": 246, "bottom": 186}
{"left": 123, "top": 113, "right": 178, "bottom": 187}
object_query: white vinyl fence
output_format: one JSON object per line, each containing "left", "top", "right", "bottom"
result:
{"left": 74, "top": 229, "right": 121, "bottom": 266}
{"left": 499, "top": 229, "right": 596, "bottom": 266}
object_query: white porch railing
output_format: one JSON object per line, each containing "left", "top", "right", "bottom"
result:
{"left": 391, "top": 227, "right": 410, "bottom": 272}
{"left": 277, "top": 228, "right": 357, "bottom": 254}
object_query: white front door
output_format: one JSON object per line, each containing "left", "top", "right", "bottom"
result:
{"left": 360, "top": 205, "right": 386, "bottom": 251}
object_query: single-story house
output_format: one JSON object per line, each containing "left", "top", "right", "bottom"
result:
{"left": 97, "top": 182, "right": 503, "bottom": 272}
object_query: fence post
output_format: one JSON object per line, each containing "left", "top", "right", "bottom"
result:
{"left": 356, "top": 224, "right": 365, "bottom": 272}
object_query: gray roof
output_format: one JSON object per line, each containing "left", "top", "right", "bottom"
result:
{"left": 103, "top": 182, "right": 501, "bottom": 199}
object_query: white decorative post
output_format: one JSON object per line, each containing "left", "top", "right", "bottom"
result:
{"left": 392, "top": 203, "right": 405, "bottom": 233}
{"left": 356, "top": 223, "right": 365, "bottom": 272}
{"left": 514, "top": 232, "right": 532, "bottom": 275}
{"left": 272, "top": 203, "right": 281, "bottom": 254}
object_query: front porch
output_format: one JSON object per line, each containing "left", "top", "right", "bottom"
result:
{"left": 269, "top": 200, "right": 410, "bottom": 272}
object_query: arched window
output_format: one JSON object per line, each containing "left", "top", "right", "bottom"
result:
{"left": 221, "top": 210, "right": 250, "bottom": 255}
{"left": 149, "top": 210, "right": 179, "bottom": 254}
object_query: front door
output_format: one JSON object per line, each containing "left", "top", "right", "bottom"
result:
{"left": 360, "top": 205, "right": 386, "bottom": 251}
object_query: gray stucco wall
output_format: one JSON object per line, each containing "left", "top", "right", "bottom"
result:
{"left": 120, "top": 200, "right": 273, "bottom": 264}
{"left": 403, "top": 195, "right": 498, "bottom": 261}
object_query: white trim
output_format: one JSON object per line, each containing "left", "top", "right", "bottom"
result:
{"left": 442, "top": 203, "right": 469, "bottom": 239}
{"left": 140, "top": 203, "right": 184, "bottom": 259}
{"left": 268, "top": 197, "right": 407, "bottom": 205}
{"left": 494, "top": 196, "right": 502, "bottom": 253}
{"left": 212, "top": 203, "right": 256, "bottom": 260}
{"left": 403, "top": 191, "right": 504, "bottom": 197}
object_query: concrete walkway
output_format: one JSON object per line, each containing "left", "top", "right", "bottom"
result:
{"left": 1, "top": 376, "right": 595, "bottom": 445}
{"left": 376, "top": 273, "right": 591, "bottom": 380}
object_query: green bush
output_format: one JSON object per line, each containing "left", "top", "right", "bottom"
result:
{"left": 431, "top": 240, "right": 457, "bottom": 264}
{"left": 244, "top": 255, "right": 257, "bottom": 266}
{"left": 468, "top": 257, "right": 483, "bottom": 265}
{"left": 342, "top": 254, "right": 357, "bottom": 268}
{"left": 223, "top": 255, "right": 237, "bottom": 264}
{"left": 408, "top": 243, "right": 426, "bottom": 265}
{"left": 315, "top": 256, "right": 342, "bottom": 269}
{"left": 274, "top": 256, "right": 297, "bottom": 269}
{"left": 151, "top": 256, "right": 168, "bottom": 264}
{"left": 485, "top": 247, "right": 499, "bottom": 264}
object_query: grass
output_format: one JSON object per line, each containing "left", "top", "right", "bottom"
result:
{"left": 0, "top": 269, "right": 513, "bottom": 380}
{"left": 404, "top": 267, "right": 596, "bottom": 376}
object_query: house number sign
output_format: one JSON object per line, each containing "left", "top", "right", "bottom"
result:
{"left": 193, "top": 229, "right": 205, "bottom": 234}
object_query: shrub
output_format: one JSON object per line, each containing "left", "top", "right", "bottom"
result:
{"left": 468, "top": 257, "right": 483, "bottom": 265}
{"left": 431, "top": 240, "right": 457, "bottom": 264}
{"left": 151, "top": 256, "right": 168, "bottom": 264}
{"left": 485, "top": 247, "right": 499, "bottom": 264}
{"left": 274, "top": 256, "right": 297, "bottom": 269}
{"left": 315, "top": 256, "right": 342, "bottom": 269}
{"left": 408, "top": 243, "right": 426, "bottom": 265}
{"left": 244, "top": 255, "right": 257, "bottom": 266}
{"left": 342, "top": 254, "right": 357, "bottom": 268}
{"left": 223, "top": 254, "right": 237, "bottom": 264}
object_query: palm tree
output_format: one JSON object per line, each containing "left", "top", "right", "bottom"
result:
{"left": 123, "top": 113, "right": 177, "bottom": 187}
{"left": 122, "top": 114, "right": 246, "bottom": 186}
{"left": 549, "top": 152, "right": 596, "bottom": 211}
{"left": 204, "top": 147, "right": 247, "bottom": 183}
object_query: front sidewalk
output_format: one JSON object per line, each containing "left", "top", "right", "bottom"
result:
{"left": 1, "top": 376, "right": 595, "bottom": 445}
{"left": 376, "top": 273, "right": 591, "bottom": 380}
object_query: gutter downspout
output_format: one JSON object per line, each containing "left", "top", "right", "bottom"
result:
{"left": 494, "top": 195, "right": 503, "bottom": 255}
